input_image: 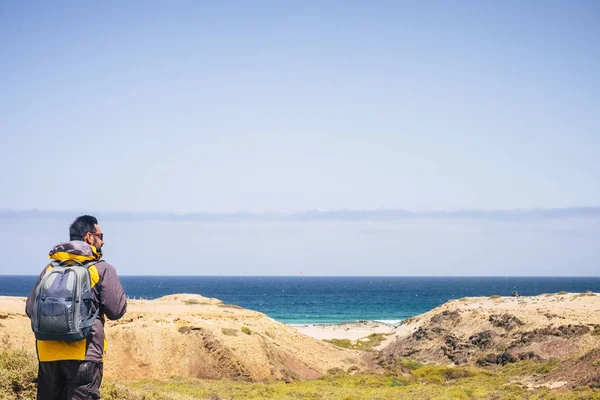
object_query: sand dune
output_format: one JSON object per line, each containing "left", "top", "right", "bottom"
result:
{"left": 0, "top": 294, "right": 364, "bottom": 382}
{"left": 2, "top": 291, "right": 600, "bottom": 388}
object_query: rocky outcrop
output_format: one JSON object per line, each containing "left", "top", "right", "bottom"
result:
{"left": 378, "top": 293, "right": 600, "bottom": 371}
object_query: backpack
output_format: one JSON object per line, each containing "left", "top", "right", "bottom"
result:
{"left": 30, "top": 259, "right": 100, "bottom": 342}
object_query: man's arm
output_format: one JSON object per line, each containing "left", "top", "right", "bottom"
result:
{"left": 99, "top": 263, "right": 127, "bottom": 320}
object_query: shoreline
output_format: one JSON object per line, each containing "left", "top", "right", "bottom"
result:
{"left": 6, "top": 292, "right": 600, "bottom": 344}
{"left": 0, "top": 295, "right": 399, "bottom": 342}
{"left": 286, "top": 319, "right": 402, "bottom": 327}
{"left": 291, "top": 320, "right": 397, "bottom": 341}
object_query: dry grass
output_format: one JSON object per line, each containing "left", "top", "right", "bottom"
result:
{"left": 3, "top": 350, "right": 600, "bottom": 400}
{"left": 263, "top": 331, "right": 275, "bottom": 339}
{"left": 324, "top": 333, "right": 389, "bottom": 351}
{"left": 221, "top": 328, "right": 238, "bottom": 336}
{"left": 218, "top": 304, "right": 244, "bottom": 309}
{"left": 241, "top": 326, "right": 252, "bottom": 335}
{"left": 574, "top": 291, "right": 597, "bottom": 299}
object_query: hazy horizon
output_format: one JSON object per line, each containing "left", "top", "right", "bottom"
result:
{"left": 1, "top": 207, "right": 598, "bottom": 277}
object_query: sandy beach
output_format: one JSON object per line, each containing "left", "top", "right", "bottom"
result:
{"left": 293, "top": 320, "right": 396, "bottom": 340}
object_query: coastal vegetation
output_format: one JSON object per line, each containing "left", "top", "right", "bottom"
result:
{"left": 221, "top": 328, "right": 238, "bottom": 336}
{"left": 241, "top": 326, "right": 252, "bottom": 335}
{"left": 324, "top": 333, "right": 388, "bottom": 351}
{"left": 2, "top": 292, "right": 600, "bottom": 399}
{"left": 219, "top": 304, "right": 244, "bottom": 309}
{"left": 2, "top": 350, "right": 600, "bottom": 400}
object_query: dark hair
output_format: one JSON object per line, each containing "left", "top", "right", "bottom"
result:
{"left": 70, "top": 215, "right": 99, "bottom": 241}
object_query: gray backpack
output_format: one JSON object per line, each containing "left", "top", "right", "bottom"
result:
{"left": 31, "top": 259, "right": 100, "bottom": 342}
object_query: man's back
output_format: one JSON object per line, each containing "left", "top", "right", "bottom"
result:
{"left": 26, "top": 241, "right": 127, "bottom": 362}
{"left": 25, "top": 215, "right": 126, "bottom": 400}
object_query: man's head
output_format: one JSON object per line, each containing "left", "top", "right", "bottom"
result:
{"left": 69, "top": 215, "right": 104, "bottom": 250}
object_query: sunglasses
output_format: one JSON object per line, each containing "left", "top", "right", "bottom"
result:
{"left": 88, "top": 232, "right": 104, "bottom": 240}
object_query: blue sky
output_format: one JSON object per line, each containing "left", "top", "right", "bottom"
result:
{"left": 1, "top": 0, "right": 598, "bottom": 212}
{"left": 0, "top": 1, "right": 598, "bottom": 275}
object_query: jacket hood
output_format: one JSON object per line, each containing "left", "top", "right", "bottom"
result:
{"left": 48, "top": 241, "right": 102, "bottom": 263}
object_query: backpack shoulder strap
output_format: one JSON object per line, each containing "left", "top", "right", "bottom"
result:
{"left": 56, "top": 259, "right": 84, "bottom": 267}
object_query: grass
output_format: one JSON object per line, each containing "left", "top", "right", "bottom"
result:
{"left": 3, "top": 350, "right": 600, "bottom": 400}
{"left": 124, "top": 364, "right": 600, "bottom": 400}
{"left": 241, "top": 326, "right": 252, "bottom": 335}
{"left": 263, "top": 331, "right": 275, "bottom": 339}
{"left": 324, "top": 333, "right": 388, "bottom": 351}
{"left": 221, "top": 328, "right": 238, "bottom": 336}
{"left": 499, "top": 358, "right": 561, "bottom": 377}
{"left": 218, "top": 304, "right": 244, "bottom": 309}
{"left": 400, "top": 359, "right": 424, "bottom": 371}
{"left": 0, "top": 350, "right": 37, "bottom": 400}
{"left": 574, "top": 291, "right": 597, "bottom": 299}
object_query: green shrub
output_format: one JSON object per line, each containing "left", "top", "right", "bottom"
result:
{"left": 326, "top": 367, "right": 346, "bottom": 375}
{"left": 557, "top": 291, "right": 568, "bottom": 295}
{"left": 386, "top": 377, "right": 408, "bottom": 387}
{"left": 324, "top": 338, "right": 353, "bottom": 349}
{"left": 101, "top": 381, "right": 172, "bottom": 400}
{"left": 400, "top": 359, "right": 424, "bottom": 371}
{"left": 442, "top": 367, "right": 473, "bottom": 380}
{"left": 500, "top": 359, "right": 560, "bottom": 377}
{"left": 0, "top": 350, "right": 37, "bottom": 399}
{"left": 574, "top": 291, "right": 596, "bottom": 298}
{"left": 123, "top": 363, "right": 598, "bottom": 399}
{"left": 414, "top": 366, "right": 474, "bottom": 383}
{"left": 359, "top": 333, "right": 387, "bottom": 349}
{"left": 489, "top": 295, "right": 501, "bottom": 299}
{"left": 183, "top": 299, "right": 201, "bottom": 305}
{"left": 241, "top": 326, "right": 251, "bottom": 335}
{"left": 222, "top": 328, "right": 238, "bottom": 336}
{"left": 324, "top": 334, "right": 388, "bottom": 351}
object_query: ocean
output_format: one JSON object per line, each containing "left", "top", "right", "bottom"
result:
{"left": 2, "top": 276, "right": 599, "bottom": 325}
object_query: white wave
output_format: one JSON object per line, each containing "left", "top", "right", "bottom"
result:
{"left": 374, "top": 319, "right": 403, "bottom": 325}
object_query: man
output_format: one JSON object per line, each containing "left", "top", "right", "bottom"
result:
{"left": 26, "top": 215, "right": 127, "bottom": 400}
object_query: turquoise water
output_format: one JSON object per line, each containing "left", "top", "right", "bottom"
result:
{"left": 2, "top": 276, "right": 599, "bottom": 324}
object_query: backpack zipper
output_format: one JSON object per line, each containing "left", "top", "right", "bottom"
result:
{"left": 71, "top": 267, "right": 79, "bottom": 335}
